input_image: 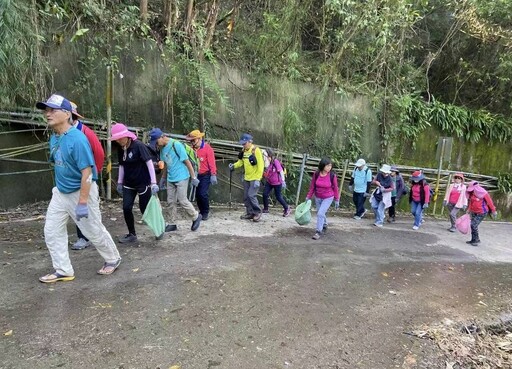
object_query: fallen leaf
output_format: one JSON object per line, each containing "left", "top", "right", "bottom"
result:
{"left": 478, "top": 301, "right": 488, "bottom": 306}
{"left": 346, "top": 249, "right": 353, "bottom": 253}
{"left": 4, "top": 330, "right": 13, "bottom": 336}
{"left": 389, "top": 290, "right": 397, "bottom": 295}
{"left": 169, "top": 365, "right": 181, "bottom": 369}
{"left": 132, "top": 268, "right": 139, "bottom": 272}
{"left": 477, "top": 292, "right": 484, "bottom": 297}
{"left": 381, "top": 272, "right": 389, "bottom": 277}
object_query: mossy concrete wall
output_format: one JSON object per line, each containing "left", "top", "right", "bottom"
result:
{"left": 392, "top": 128, "right": 512, "bottom": 218}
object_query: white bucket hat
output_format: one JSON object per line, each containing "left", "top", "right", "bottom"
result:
{"left": 355, "top": 158, "right": 366, "bottom": 167}
{"left": 380, "top": 164, "right": 392, "bottom": 174}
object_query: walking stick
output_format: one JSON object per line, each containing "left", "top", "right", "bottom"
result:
{"left": 229, "top": 168, "right": 233, "bottom": 210}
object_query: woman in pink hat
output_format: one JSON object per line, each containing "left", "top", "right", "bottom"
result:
{"left": 442, "top": 173, "right": 468, "bottom": 232}
{"left": 408, "top": 170, "right": 431, "bottom": 230}
{"left": 465, "top": 181, "right": 497, "bottom": 246}
{"left": 110, "top": 123, "right": 160, "bottom": 243}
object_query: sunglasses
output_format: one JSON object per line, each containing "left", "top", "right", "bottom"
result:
{"left": 454, "top": 176, "right": 462, "bottom": 180}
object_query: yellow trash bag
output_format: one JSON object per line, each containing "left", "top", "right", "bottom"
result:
{"left": 142, "top": 195, "right": 166, "bottom": 239}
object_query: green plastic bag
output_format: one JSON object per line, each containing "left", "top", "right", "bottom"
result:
{"left": 295, "top": 199, "right": 312, "bottom": 225}
{"left": 142, "top": 195, "right": 166, "bottom": 238}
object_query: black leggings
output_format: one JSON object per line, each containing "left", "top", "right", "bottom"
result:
{"left": 122, "top": 185, "right": 151, "bottom": 235}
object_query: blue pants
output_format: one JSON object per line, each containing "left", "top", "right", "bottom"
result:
{"left": 353, "top": 192, "right": 366, "bottom": 216}
{"left": 410, "top": 201, "right": 423, "bottom": 227}
{"left": 196, "top": 173, "right": 211, "bottom": 217}
{"left": 262, "top": 182, "right": 289, "bottom": 211}
{"left": 315, "top": 197, "right": 333, "bottom": 233}
{"left": 371, "top": 198, "right": 385, "bottom": 225}
{"left": 470, "top": 212, "right": 486, "bottom": 241}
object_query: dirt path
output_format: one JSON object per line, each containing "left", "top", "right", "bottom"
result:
{"left": 1, "top": 203, "right": 511, "bottom": 369}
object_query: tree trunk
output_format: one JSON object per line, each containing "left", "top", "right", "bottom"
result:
{"left": 140, "top": 0, "right": 148, "bottom": 22}
{"left": 185, "top": 0, "right": 194, "bottom": 36}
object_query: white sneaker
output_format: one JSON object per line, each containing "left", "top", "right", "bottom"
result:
{"left": 412, "top": 226, "right": 419, "bottom": 230}
{"left": 71, "top": 238, "right": 91, "bottom": 250}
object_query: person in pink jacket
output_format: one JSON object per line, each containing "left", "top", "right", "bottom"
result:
{"left": 442, "top": 172, "right": 468, "bottom": 232}
{"left": 305, "top": 157, "right": 340, "bottom": 240}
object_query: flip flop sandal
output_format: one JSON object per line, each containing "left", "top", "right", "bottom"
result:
{"left": 39, "top": 272, "right": 75, "bottom": 283}
{"left": 97, "top": 259, "right": 121, "bottom": 275}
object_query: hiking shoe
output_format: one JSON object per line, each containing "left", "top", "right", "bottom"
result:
{"left": 240, "top": 214, "right": 254, "bottom": 220}
{"left": 71, "top": 238, "right": 91, "bottom": 250}
{"left": 373, "top": 222, "right": 383, "bottom": 227}
{"left": 191, "top": 214, "right": 202, "bottom": 231}
{"left": 118, "top": 233, "right": 137, "bottom": 243}
{"left": 387, "top": 217, "right": 395, "bottom": 223}
{"left": 448, "top": 227, "right": 457, "bottom": 232}
{"left": 262, "top": 209, "right": 269, "bottom": 214}
{"left": 201, "top": 213, "right": 209, "bottom": 221}
{"left": 252, "top": 212, "right": 262, "bottom": 222}
{"left": 283, "top": 207, "right": 292, "bottom": 217}
{"left": 312, "top": 232, "right": 321, "bottom": 240}
{"left": 353, "top": 215, "right": 361, "bottom": 220}
{"left": 466, "top": 239, "right": 480, "bottom": 246}
{"left": 412, "top": 226, "right": 419, "bottom": 230}
{"left": 322, "top": 224, "right": 328, "bottom": 232}
{"left": 165, "top": 224, "right": 178, "bottom": 232}
{"left": 155, "top": 233, "right": 164, "bottom": 240}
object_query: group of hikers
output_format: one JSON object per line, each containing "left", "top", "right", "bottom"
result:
{"left": 34, "top": 93, "right": 498, "bottom": 283}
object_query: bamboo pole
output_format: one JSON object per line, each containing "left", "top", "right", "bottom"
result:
{"left": 295, "top": 153, "right": 308, "bottom": 206}
{"left": 338, "top": 159, "right": 349, "bottom": 200}
{"left": 106, "top": 65, "right": 113, "bottom": 200}
{"left": 432, "top": 138, "right": 446, "bottom": 215}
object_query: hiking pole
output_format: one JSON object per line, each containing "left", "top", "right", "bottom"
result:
{"left": 229, "top": 168, "right": 233, "bottom": 210}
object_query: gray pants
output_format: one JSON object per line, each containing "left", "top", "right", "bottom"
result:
{"left": 243, "top": 180, "right": 261, "bottom": 215}
{"left": 164, "top": 179, "right": 198, "bottom": 225}
{"left": 447, "top": 203, "right": 461, "bottom": 227}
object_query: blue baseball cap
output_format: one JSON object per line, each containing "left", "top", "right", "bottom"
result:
{"left": 149, "top": 128, "right": 164, "bottom": 149}
{"left": 239, "top": 133, "right": 253, "bottom": 144}
{"left": 36, "top": 94, "right": 73, "bottom": 112}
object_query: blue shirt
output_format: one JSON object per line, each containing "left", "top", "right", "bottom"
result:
{"left": 352, "top": 166, "right": 372, "bottom": 193}
{"left": 161, "top": 139, "right": 190, "bottom": 183}
{"left": 49, "top": 126, "right": 96, "bottom": 193}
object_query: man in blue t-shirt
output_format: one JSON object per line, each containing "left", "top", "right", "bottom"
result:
{"left": 349, "top": 158, "right": 372, "bottom": 219}
{"left": 36, "top": 94, "right": 121, "bottom": 283}
{"left": 149, "top": 128, "right": 202, "bottom": 232}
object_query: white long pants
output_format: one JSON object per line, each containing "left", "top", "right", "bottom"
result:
{"left": 44, "top": 182, "right": 121, "bottom": 276}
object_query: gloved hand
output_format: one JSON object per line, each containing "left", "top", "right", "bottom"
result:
{"left": 253, "top": 180, "right": 260, "bottom": 189}
{"left": 151, "top": 184, "right": 159, "bottom": 195}
{"left": 210, "top": 175, "right": 218, "bottom": 185}
{"left": 228, "top": 163, "right": 235, "bottom": 171}
{"left": 363, "top": 192, "right": 371, "bottom": 198}
{"left": 491, "top": 211, "right": 498, "bottom": 219}
{"left": 159, "top": 177, "right": 167, "bottom": 190}
{"left": 117, "top": 183, "right": 123, "bottom": 196}
{"left": 281, "top": 182, "right": 287, "bottom": 189}
{"left": 191, "top": 177, "right": 200, "bottom": 187}
{"left": 348, "top": 185, "right": 353, "bottom": 192}
{"left": 442, "top": 200, "right": 447, "bottom": 207}
{"left": 76, "top": 203, "right": 88, "bottom": 221}
{"left": 334, "top": 200, "right": 340, "bottom": 210}
{"left": 422, "top": 203, "right": 429, "bottom": 209}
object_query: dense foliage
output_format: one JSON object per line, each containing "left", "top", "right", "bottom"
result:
{"left": 2, "top": 0, "right": 512, "bottom": 151}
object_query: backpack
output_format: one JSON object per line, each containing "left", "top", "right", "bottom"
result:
{"left": 238, "top": 145, "right": 262, "bottom": 166}
{"left": 171, "top": 140, "right": 199, "bottom": 173}
{"left": 313, "top": 170, "right": 336, "bottom": 191}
